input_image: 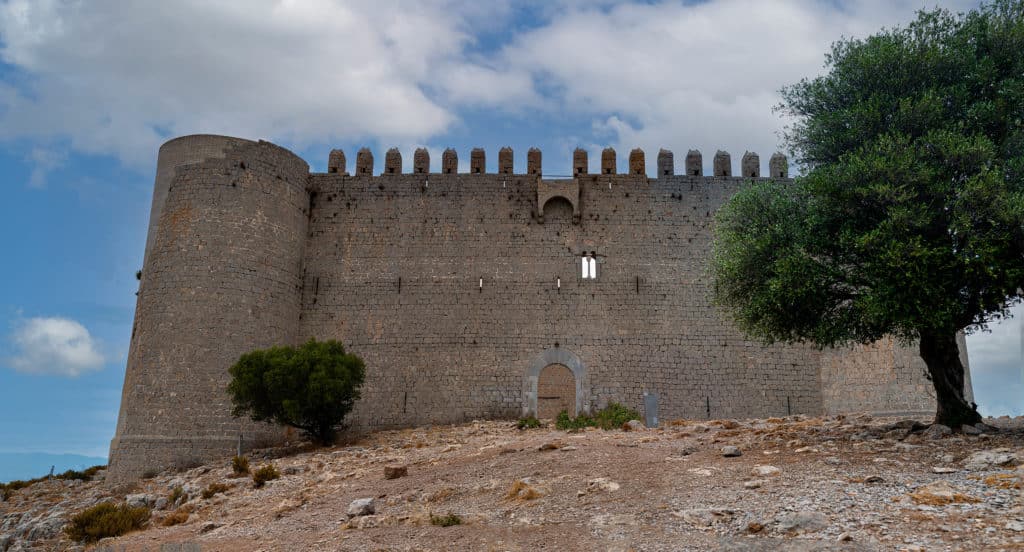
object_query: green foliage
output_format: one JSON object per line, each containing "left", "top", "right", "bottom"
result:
{"left": 554, "top": 403, "right": 641, "bottom": 431}
{"left": 430, "top": 512, "right": 463, "bottom": 527}
{"left": 1, "top": 465, "right": 106, "bottom": 499}
{"left": 167, "top": 486, "right": 184, "bottom": 505}
{"left": 65, "top": 503, "right": 150, "bottom": 542}
{"left": 228, "top": 338, "right": 366, "bottom": 444}
{"left": 201, "top": 482, "right": 231, "bottom": 499}
{"left": 231, "top": 455, "right": 250, "bottom": 476}
{"left": 251, "top": 464, "right": 280, "bottom": 488}
{"left": 714, "top": 1, "right": 1023, "bottom": 427}
{"left": 515, "top": 416, "right": 541, "bottom": 429}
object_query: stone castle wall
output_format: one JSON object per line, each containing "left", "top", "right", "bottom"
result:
{"left": 109, "top": 137, "right": 310, "bottom": 480}
{"left": 108, "top": 135, "right": 948, "bottom": 481}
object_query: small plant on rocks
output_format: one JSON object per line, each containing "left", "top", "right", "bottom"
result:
{"left": 231, "top": 455, "right": 250, "bottom": 476}
{"left": 555, "top": 403, "right": 641, "bottom": 431}
{"left": 252, "top": 464, "right": 280, "bottom": 488}
{"left": 201, "top": 482, "right": 231, "bottom": 499}
{"left": 167, "top": 486, "right": 184, "bottom": 505}
{"left": 516, "top": 416, "right": 541, "bottom": 429}
{"left": 430, "top": 512, "right": 463, "bottom": 527}
{"left": 161, "top": 510, "right": 189, "bottom": 527}
{"left": 65, "top": 503, "right": 150, "bottom": 543}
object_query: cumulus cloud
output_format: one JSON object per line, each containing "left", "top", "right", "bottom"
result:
{"left": 6, "top": 317, "right": 106, "bottom": 376}
{"left": 0, "top": 0, "right": 529, "bottom": 167}
{"left": 493, "top": 0, "right": 981, "bottom": 174}
{"left": 0, "top": 0, "right": 983, "bottom": 173}
{"left": 967, "top": 303, "right": 1024, "bottom": 417}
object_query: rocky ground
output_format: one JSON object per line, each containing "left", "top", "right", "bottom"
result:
{"left": 2, "top": 414, "right": 1024, "bottom": 551}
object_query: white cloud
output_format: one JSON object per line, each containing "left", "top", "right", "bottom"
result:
{"left": 0, "top": 0, "right": 984, "bottom": 173}
{"left": 967, "top": 303, "right": 1024, "bottom": 416}
{"left": 491, "top": 0, "right": 981, "bottom": 174}
{"left": 0, "top": 0, "right": 521, "bottom": 167}
{"left": 25, "top": 146, "right": 66, "bottom": 188}
{"left": 6, "top": 317, "right": 106, "bottom": 376}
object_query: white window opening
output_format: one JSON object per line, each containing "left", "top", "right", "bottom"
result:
{"left": 581, "top": 253, "right": 597, "bottom": 279}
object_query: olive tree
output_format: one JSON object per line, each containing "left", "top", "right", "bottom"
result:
{"left": 712, "top": 1, "right": 1024, "bottom": 428}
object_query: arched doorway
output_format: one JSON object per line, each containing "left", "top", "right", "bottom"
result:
{"left": 537, "top": 363, "right": 576, "bottom": 419}
{"left": 524, "top": 347, "right": 588, "bottom": 418}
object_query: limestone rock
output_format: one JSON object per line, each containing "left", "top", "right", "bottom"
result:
{"left": 751, "top": 465, "right": 781, "bottom": 477}
{"left": 777, "top": 511, "right": 827, "bottom": 534}
{"left": 961, "top": 424, "right": 982, "bottom": 435}
{"left": 383, "top": 466, "right": 407, "bottom": 480}
{"left": 721, "top": 446, "right": 742, "bottom": 457}
{"left": 1007, "top": 521, "right": 1024, "bottom": 532}
{"left": 922, "top": 424, "right": 952, "bottom": 440}
{"left": 673, "top": 508, "right": 733, "bottom": 527}
{"left": 586, "top": 478, "right": 620, "bottom": 493}
{"left": 965, "top": 449, "right": 1020, "bottom": 470}
{"left": 347, "top": 498, "right": 376, "bottom": 518}
{"left": 125, "top": 493, "right": 156, "bottom": 508}
{"left": 743, "top": 480, "right": 765, "bottom": 489}
{"left": 909, "top": 480, "right": 979, "bottom": 505}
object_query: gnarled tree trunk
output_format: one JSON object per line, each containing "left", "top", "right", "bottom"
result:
{"left": 918, "top": 330, "right": 982, "bottom": 429}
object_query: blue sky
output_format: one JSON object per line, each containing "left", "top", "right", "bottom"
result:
{"left": 0, "top": 0, "right": 1020, "bottom": 478}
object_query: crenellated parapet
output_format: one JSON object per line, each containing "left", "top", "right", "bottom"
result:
{"left": 319, "top": 146, "right": 787, "bottom": 179}
{"left": 573, "top": 148, "right": 588, "bottom": 175}
{"left": 385, "top": 148, "right": 402, "bottom": 175}
{"left": 356, "top": 148, "right": 374, "bottom": 175}
{"left": 471, "top": 148, "right": 485, "bottom": 174}
{"left": 499, "top": 147, "right": 513, "bottom": 174}
{"left": 442, "top": 148, "right": 458, "bottom": 174}
{"left": 741, "top": 151, "right": 759, "bottom": 178}
{"left": 527, "top": 148, "right": 542, "bottom": 176}
{"left": 628, "top": 149, "right": 645, "bottom": 175}
{"left": 328, "top": 149, "right": 346, "bottom": 175}
{"left": 686, "top": 150, "right": 703, "bottom": 176}
{"left": 414, "top": 148, "right": 429, "bottom": 174}
{"left": 714, "top": 150, "right": 732, "bottom": 177}
{"left": 769, "top": 152, "right": 789, "bottom": 178}
{"left": 601, "top": 148, "right": 616, "bottom": 175}
{"left": 658, "top": 149, "right": 674, "bottom": 177}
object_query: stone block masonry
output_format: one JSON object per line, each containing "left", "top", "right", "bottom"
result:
{"left": 107, "top": 136, "right": 961, "bottom": 481}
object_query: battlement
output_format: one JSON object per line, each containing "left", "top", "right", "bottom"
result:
{"left": 319, "top": 147, "right": 790, "bottom": 179}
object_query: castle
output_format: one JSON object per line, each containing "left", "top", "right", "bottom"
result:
{"left": 107, "top": 134, "right": 971, "bottom": 481}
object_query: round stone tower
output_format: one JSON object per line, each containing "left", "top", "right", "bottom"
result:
{"left": 108, "top": 135, "right": 310, "bottom": 481}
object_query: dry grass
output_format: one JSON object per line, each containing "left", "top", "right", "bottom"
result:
{"left": 160, "top": 510, "right": 189, "bottom": 527}
{"left": 426, "top": 487, "right": 456, "bottom": 503}
{"left": 505, "top": 480, "right": 542, "bottom": 501}
{"left": 908, "top": 490, "right": 980, "bottom": 506}
{"left": 982, "top": 473, "right": 1022, "bottom": 490}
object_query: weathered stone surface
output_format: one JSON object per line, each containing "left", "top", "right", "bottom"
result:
{"left": 383, "top": 465, "right": 407, "bottom": 479}
{"left": 722, "top": 446, "right": 742, "bottom": 457}
{"left": 777, "top": 511, "right": 827, "bottom": 534}
{"left": 573, "top": 148, "right": 588, "bottom": 175}
{"left": 347, "top": 498, "right": 375, "bottom": 517}
{"left": 922, "top": 424, "right": 952, "bottom": 440}
{"left": 965, "top": 449, "right": 1020, "bottom": 470}
{"left": 751, "top": 465, "right": 781, "bottom": 477}
{"left": 673, "top": 508, "right": 733, "bottom": 527}
{"left": 107, "top": 136, "right": 950, "bottom": 480}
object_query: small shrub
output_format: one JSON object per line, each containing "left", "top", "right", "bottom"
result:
{"left": 430, "top": 512, "right": 462, "bottom": 527}
{"left": 161, "top": 510, "right": 189, "bottom": 527}
{"left": 516, "top": 416, "right": 541, "bottom": 429}
{"left": 141, "top": 469, "right": 159, "bottom": 479}
{"left": 252, "top": 464, "right": 280, "bottom": 488}
{"left": 1, "top": 484, "right": 10, "bottom": 502}
{"left": 65, "top": 503, "right": 150, "bottom": 542}
{"left": 231, "top": 455, "right": 250, "bottom": 476}
{"left": 555, "top": 403, "right": 641, "bottom": 431}
{"left": 167, "top": 486, "right": 184, "bottom": 505}
{"left": 201, "top": 482, "right": 231, "bottom": 499}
